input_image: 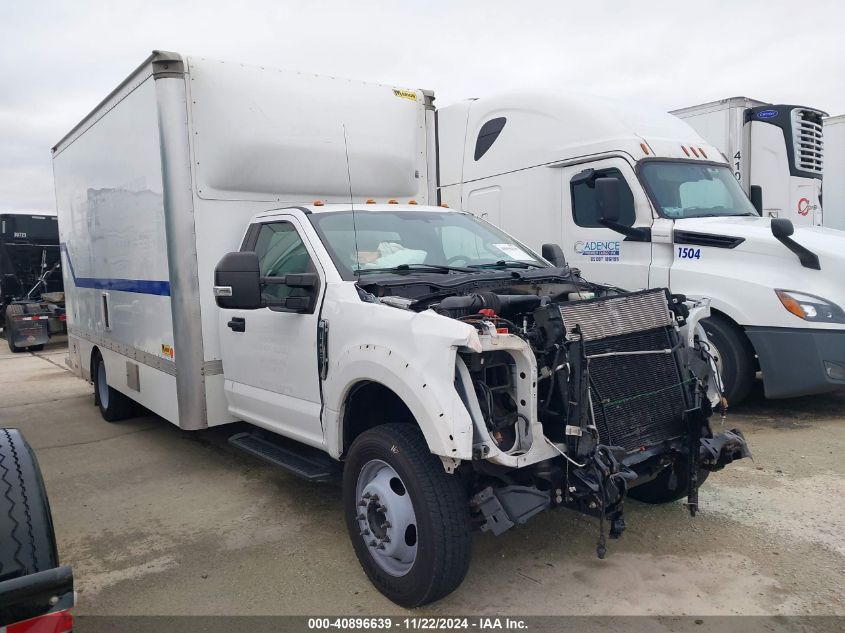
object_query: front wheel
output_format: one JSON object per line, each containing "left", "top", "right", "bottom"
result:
{"left": 628, "top": 460, "right": 710, "bottom": 504}
{"left": 701, "top": 315, "right": 756, "bottom": 406}
{"left": 343, "top": 424, "right": 471, "bottom": 608}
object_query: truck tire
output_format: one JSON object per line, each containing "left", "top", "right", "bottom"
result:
{"left": 5, "top": 305, "right": 24, "bottom": 353}
{"left": 628, "top": 460, "right": 710, "bottom": 504}
{"left": 93, "top": 352, "right": 134, "bottom": 422}
{"left": 0, "top": 428, "right": 59, "bottom": 583}
{"left": 701, "top": 315, "right": 756, "bottom": 406}
{"left": 343, "top": 424, "right": 471, "bottom": 608}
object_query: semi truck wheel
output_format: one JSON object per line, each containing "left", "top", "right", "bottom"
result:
{"left": 628, "top": 460, "right": 710, "bottom": 504}
{"left": 92, "top": 352, "right": 134, "bottom": 422}
{"left": 343, "top": 424, "right": 471, "bottom": 607}
{"left": 701, "top": 315, "right": 756, "bottom": 406}
{"left": 0, "top": 428, "right": 59, "bottom": 583}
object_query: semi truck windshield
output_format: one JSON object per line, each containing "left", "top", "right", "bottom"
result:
{"left": 639, "top": 161, "right": 758, "bottom": 219}
{"left": 309, "top": 210, "right": 544, "bottom": 280}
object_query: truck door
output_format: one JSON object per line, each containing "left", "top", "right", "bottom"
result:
{"left": 218, "top": 217, "right": 326, "bottom": 448}
{"left": 561, "top": 159, "right": 653, "bottom": 291}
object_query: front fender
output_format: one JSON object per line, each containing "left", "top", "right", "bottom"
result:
{"left": 324, "top": 345, "right": 474, "bottom": 461}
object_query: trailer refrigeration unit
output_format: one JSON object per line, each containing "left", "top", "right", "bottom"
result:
{"left": 438, "top": 93, "right": 845, "bottom": 406}
{"left": 670, "top": 97, "right": 826, "bottom": 226}
{"left": 0, "top": 210, "right": 66, "bottom": 352}
{"left": 822, "top": 115, "right": 845, "bottom": 231}
{"left": 52, "top": 51, "right": 749, "bottom": 607}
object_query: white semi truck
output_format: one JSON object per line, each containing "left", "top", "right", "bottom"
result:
{"left": 438, "top": 93, "right": 845, "bottom": 405}
{"left": 670, "top": 97, "right": 826, "bottom": 226}
{"left": 52, "top": 52, "right": 749, "bottom": 607}
{"left": 823, "top": 114, "right": 845, "bottom": 231}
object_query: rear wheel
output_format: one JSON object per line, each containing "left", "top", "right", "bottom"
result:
{"left": 0, "top": 428, "right": 59, "bottom": 582}
{"left": 343, "top": 424, "right": 471, "bottom": 607}
{"left": 701, "top": 315, "right": 756, "bottom": 406}
{"left": 629, "top": 459, "right": 710, "bottom": 504}
{"left": 93, "top": 352, "right": 134, "bottom": 422}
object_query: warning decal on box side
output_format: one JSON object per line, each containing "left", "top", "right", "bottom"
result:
{"left": 392, "top": 88, "right": 418, "bottom": 101}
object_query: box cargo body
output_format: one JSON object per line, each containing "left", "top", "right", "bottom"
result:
{"left": 671, "top": 97, "right": 826, "bottom": 226}
{"left": 52, "top": 51, "right": 434, "bottom": 430}
{"left": 823, "top": 115, "right": 845, "bottom": 230}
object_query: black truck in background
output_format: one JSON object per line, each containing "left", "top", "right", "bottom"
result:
{"left": 0, "top": 212, "right": 66, "bottom": 353}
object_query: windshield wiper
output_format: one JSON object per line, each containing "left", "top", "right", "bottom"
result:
{"left": 355, "top": 263, "right": 475, "bottom": 275}
{"left": 469, "top": 260, "right": 546, "bottom": 270}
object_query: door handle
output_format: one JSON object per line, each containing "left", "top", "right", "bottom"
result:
{"left": 227, "top": 317, "right": 246, "bottom": 332}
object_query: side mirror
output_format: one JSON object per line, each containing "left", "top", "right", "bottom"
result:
{"left": 749, "top": 185, "right": 763, "bottom": 215}
{"left": 541, "top": 243, "right": 567, "bottom": 267}
{"left": 214, "top": 251, "right": 261, "bottom": 309}
{"left": 595, "top": 177, "right": 621, "bottom": 223}
{"left": 771, "top": 218, "right": 794, "bottom": 239}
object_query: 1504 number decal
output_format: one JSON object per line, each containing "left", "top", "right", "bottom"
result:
{"left": 677, "top": 247, "right": 701, "bottom": 260}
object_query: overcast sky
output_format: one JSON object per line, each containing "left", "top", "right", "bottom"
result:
{"left": 2, "top": 0, "right": 843, "bottom": 212}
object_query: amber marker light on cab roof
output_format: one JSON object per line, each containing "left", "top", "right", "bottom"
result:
{"left": 681, "top": 145, "right": 690, "bottom": 156}
{"left": 408, "top": 200, "right": 418, "bottom": 205}
{"left": 640, "top": 142, "right": 650, "bottom": 155}
{"left": 313, "top": 200, "right": 324, "bottom": 206}
{"left": 365, "top": 199, "right": 376, "bottom": 204}
{"left": 699, "top": 147, "right": 708, "bottom": 158}
{"left": 440, "top": 203, "right": 449, "bottom": 208}
{"left": 387, "top": 199, "right": 398, "bottom": 204}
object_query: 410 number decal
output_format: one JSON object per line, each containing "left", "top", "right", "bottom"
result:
{"left": 677, "top": 247, "right": 701, "bottom": 260}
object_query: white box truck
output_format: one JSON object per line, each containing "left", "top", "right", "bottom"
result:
{"left": 437, "top": 92, "right": 845, "bottom": 406}
{"left": 670, "top": 97, "right": 826, "bottom": 226}
{"left": 822, "top": 114, "right": 845, "bottom": 230}
{"left": 52, "top": 51, "right": 748, "bottom": 607}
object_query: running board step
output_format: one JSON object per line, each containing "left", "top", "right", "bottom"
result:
{"left": 228, "top": 432, "right": 338, "bottom": 482}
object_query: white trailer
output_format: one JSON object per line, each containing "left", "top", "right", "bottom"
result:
{"left": 52, "top": 52, "right": 747, "bottom": 606}
{"left": 438, "top": 92, "right": 845, "bottom": 405}
{"left": 671, "top": 97, "right": 826, "bottom": 226}
{"left": 823, "top": 114, "right": 845, "bottom": 230}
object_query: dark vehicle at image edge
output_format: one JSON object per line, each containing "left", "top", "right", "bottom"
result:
{"left": 0, "top": 428, "right": 74, "bottom": 631}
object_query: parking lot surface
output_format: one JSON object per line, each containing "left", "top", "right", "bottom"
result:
{"left": 1, "top": 338, "right": 843, "bottom": 616}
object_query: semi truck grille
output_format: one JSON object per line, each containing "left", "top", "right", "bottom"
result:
{"left": 792, "top": 108, "right": 825, "bottom": 174}
{"left": 559, "top": 290, "right": 687, "bottom": 453}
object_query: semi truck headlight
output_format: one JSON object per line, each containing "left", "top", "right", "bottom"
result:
{"left": 775, "top": 289, "right": 845, "bottom": 323}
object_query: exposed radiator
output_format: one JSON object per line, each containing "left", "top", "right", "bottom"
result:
{"left": 560, "top": 290, "right": 688, "bottom": 453}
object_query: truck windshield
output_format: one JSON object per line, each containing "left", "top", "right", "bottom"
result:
{"left": 309, "top": 210, "right": 545, "bottom": 280}
{"left": 639, "top": 161, "right": 758, "bottom": 219}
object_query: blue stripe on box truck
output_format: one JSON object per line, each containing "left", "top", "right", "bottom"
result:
{"left": 60, "top": 243, "right": 171, "bottom": 296}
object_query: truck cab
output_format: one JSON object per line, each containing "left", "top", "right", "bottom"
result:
{"left": 438, "top": 93, "right": 845, "bottom": 404}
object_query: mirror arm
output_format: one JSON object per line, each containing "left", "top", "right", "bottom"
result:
{"left": 598, "top": 219, "right": 652, "bottom": 242}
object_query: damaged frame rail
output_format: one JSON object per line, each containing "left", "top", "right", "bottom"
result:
{"left": 448, "top": 288, "right": 751, "bottom": 558}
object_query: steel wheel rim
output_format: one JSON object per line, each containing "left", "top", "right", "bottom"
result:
{"left": 355, "top": 459, "right": 418, "bottom": 577}
{"left": 97, "top": 361, "right": 109, "bottom": 409}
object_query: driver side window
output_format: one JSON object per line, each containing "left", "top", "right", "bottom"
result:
{"left": 254, "top": 222, "right": 316, "bottom": 302}
{"left": 571, "top": 168, "right": 636, "bottom": 228}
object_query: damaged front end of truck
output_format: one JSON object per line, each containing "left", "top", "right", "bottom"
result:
{"left": 436, "top": 286, "right": 750, "bottom": 557}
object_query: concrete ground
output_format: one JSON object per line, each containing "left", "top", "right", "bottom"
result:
{"left": 1, "top": 337, "right": 843, "bottom": 616}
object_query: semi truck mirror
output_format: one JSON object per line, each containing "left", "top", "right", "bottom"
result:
{"left": 214, "top": 251, "right": 262, "bottom": 309}
{"left": 771, "top": 218, "right": 794, "bottom": 239}
{"left": 541, "top": 243, "right": 567, "bottom": 267}
{"left": 596, "top": 177, "right": 621, "bottom": 223}
{"left": 749, "top": 185, "right": 763, "bottom": 215}
{"left": 771, "top": 218, "right": 821, "bottom": 270}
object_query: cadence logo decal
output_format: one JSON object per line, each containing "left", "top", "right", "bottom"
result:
{"left": 797, "top": 197, "right": 818, "bottom": 216}
{"left": 574, "top": 240, "right": 621, "bottom": 262}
